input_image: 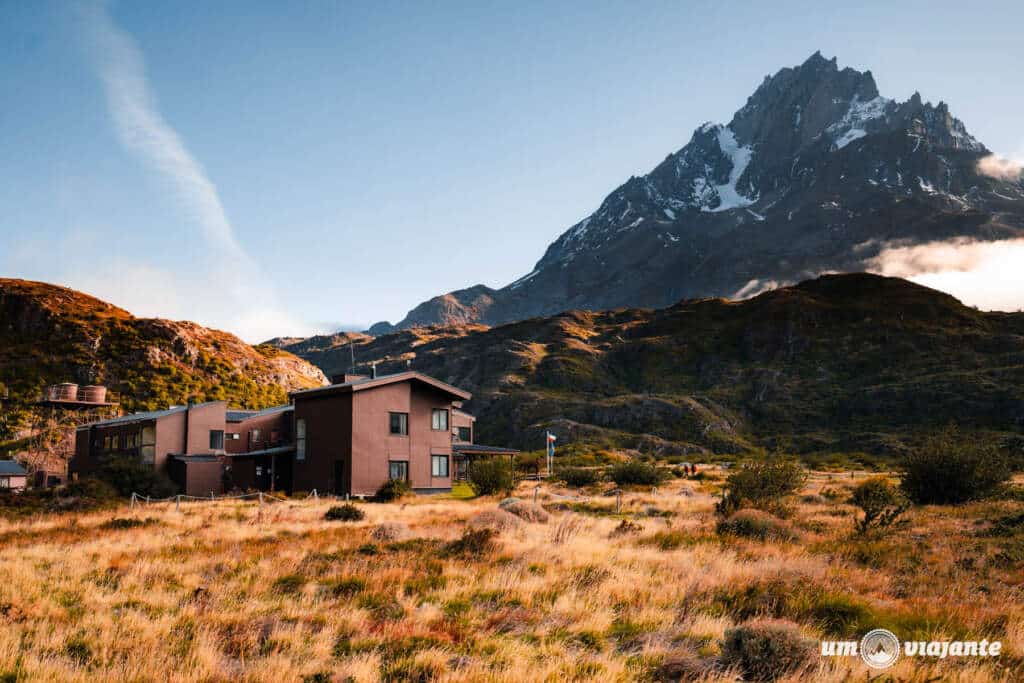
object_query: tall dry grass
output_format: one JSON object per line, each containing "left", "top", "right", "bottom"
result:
{"left": 0, "top": 470, "right": 1020, "bottom": 681}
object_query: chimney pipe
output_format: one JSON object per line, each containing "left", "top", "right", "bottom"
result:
{"left": 370, "top": 362, "right": 377, "bottom": 379}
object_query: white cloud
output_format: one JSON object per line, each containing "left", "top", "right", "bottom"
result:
{"left": 75, "top": 1, "right": 312, "bottom": 342}
{"left": 977, "top": 153, "right": 1023, "bottom": 182}
{"left": 866, "top": 237, "right": 1024, "bottom": 312}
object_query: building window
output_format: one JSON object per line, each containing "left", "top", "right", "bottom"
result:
{"left": 296, "top": 418, "right": 306, "bottom": 462}
{"left": 456, "top": 426, "right": 472, "bottom": 442}
{"left": 112, "top": 435, "right": 120, "bottom": 450}
{"left": 209, "top": 430, "right": 224, "bottom": 450}
{"left": 103, "top": 436, "right": 111, "bottom": 450}
{"left": 389, "top": 412, "right": 408, "bottom": 436}
{"left": 229, "top": 433, "right": 240, "bottom": 440}
{"left": 389, "top": 460, "right": 409, "bottom": 481}
{"left": 431, "top": 409, "right": 449, "bottom": 431}
{"left": 431, "top": 454, "right": 449, "bottom": 477}
{"left": 141, "top": 424, "right": 156, "bottom": 465}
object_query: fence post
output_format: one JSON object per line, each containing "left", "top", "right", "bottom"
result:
{"left": 130, "top": 492, "right": 135, "bottom": 510}
{"left": 211, "top": 492, "right": 215, "bottom": 501}
{"left": 146, "top": 495, "right": 150, "bottom": 505}
{"left": 175, "top": 495, "right": 181, "bottom": 513}
{"left": 258, "top": 491, "right": 264, "bottom": 506}
{"left": 312, "top": 489, "right": 319, "bottom": 503}
{"left": 616, "top": 490, "right": 621, "bottom": 514}
{"left": 534, "top": 484, "right": 540, "bottom": 504}
{"left": 652, "top": 486, "right": 658, "bottom": 496}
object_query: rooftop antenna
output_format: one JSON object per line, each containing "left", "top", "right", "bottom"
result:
{"left": 349, "top": 339, "right": 356, "bottom": 374}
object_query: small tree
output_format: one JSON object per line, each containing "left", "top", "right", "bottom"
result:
{"left": 901, "top": 426, "right": 1013, "bottom": 505}
{"left": 850, "top": 477, "right": 908, "bottom": 534}
{"left": 468, "top": 457, "right": 514, "bottom": 496}
{"left": 716, "top": 460, "right": 806, "bottom": 517}
{"left": 97, "top": 455, "right": 177, "bottom": 498}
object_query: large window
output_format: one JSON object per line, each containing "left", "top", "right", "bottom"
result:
{"left": 456, "top": 426, "right": 472, "bottom": 442}
{"left": 389, "top": 412, "right": 408, "bottom": 435}
{"left": 140, "top": 424, "right": 156, "bottom": 465}
{"left": 431, "top": 454, "right": 449, "bottom": 478}
{"left": 431, "top": 409, "right": 449, "bottom": 431}
{"left": 389, "top": 460, "right": 409, "bottom": 481}
{"left": 296, "top": 418, "right": 306, "bottom": 462}
{"left": 209, "top": 429, "right": 224, "bottom": 450}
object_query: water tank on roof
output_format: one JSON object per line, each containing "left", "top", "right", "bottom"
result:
{"left": 78, "top": 385, "right": 107, "bottom": 403}
{"left": 55, "top": 383, "right": 78, "bottom": 401}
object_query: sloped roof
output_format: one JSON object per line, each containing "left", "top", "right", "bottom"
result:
{"left": 290, "top": 371, "right": 471, "bottom": 401}
{"left": 78, "top": 401, "right": 224, "bottom": 429}
{"left": 0, "top": 460, "right": 28, "bottom": 475}
{"left": 226, "top": 404, "right": 293, "bottom": 423}
{"left": 453, "top": 443, "right": 519, "bottom": 455}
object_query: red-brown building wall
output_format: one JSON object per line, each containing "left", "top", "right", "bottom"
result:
{"left": 292, "top": 393, "right": 352, "bottom": 494}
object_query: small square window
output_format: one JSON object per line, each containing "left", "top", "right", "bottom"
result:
{"left": 389, "top": 412, "right": 408, "bottom": 435}
{"left": 210, "top": 430, "right": 224, "bottom": 450}
{"left": 389, "top": 460, "right": 408, "bottom": 481}
{"left": 431, "top": 409, "right": 448, "bottom": 431}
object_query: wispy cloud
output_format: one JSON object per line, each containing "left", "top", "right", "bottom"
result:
{"left": 74, "top": 1, "right": 310, "bottom": 341}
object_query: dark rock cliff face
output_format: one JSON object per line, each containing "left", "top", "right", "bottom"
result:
{"left": 376, "top": 52, "right": 1024, "bottom": 332}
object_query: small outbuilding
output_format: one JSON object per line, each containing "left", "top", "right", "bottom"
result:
{"left": 0, "top": 461, "right": 29, "bottom": 492}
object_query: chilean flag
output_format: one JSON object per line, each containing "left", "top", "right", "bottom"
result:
{"left": 546, "top": 431, "right": 556, "bottom": 457}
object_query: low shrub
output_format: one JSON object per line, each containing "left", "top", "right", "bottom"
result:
{"left": 901, "top": 426, "right": 1013, "bottom": 505}
{"left": 719, "top": 619, "right": 815, "bottom": 682}
{"left": 468, "top": 509, "right": 523, "bottom": 533}
{"left": 608, "top": 461, "right": 665, "bottom": 487}
{"left": 373, "top": 479, "right": 411, "bottom": 502}
{"left": 850, "top": 477, "right": 908, "bottom": 533}
{"left": 96, "top": 456, "right": 177, "bottom": 498}
{"left": 324, "top": 577, "right": 365, "bottom": 599}
{"left": 101, "top": 517, "right": 159, "bottom": 530}
{"left": 499, "top": 499, "right": 549, "bottom": 523}
{"left": 272, "top": 574, "right": 305, "bottom": 595}
{"left": 324, "top": 504, "right": 364, "bottom": 522}
{"left": 468, "top": 458, "right": 514, "bottom": 496}
{"left": 716, "top": 509, "right": 797, "bottom": 541}
{"left": 556, "top": 466, "right": 601, "bottom": 488}
{"left": 442, "top": 528, "right": 497, "bottom": 558}
{"left": 715, "top": 460, "right": 806, "bottom": 517}
{"left": 370, "top": 522, "right": 409, "bottom": 541}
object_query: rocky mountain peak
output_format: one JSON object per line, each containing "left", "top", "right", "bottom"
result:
{"left": 363, "top": 53, "right": 1023, "bottom": 334}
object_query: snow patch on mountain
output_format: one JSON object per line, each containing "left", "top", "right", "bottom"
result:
{"left": 698, "top": 126, "right": 757, "bottom": 212}
{"left": 828, "top": 95, "right": 892, "bottom": 150}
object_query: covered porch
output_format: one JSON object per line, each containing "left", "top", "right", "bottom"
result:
{"left": 452, "top": 443, "right": 520, "bottom": 481}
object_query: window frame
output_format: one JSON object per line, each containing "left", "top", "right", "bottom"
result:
{"left": 431, "top": 408, "right": 449, "bottom": 431}
{"left": 295, "top": 418, "right": 306, "bottom": 462}
{"left": 389, "top": 412, "right": 409, "bottom": 436}
{"left": 431, "top": 454, "right": 449, "bottom": 478}
{"left": 456, "top": 426, "right": 472, "bottom": 442}
{"left": 388, "top": 460, "right": 409, "bottom": 481}
{"left": 209, "top": 429, "right": 225, "bottom": 450}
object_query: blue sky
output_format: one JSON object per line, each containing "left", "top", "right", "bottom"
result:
{"left": 2, "top": 1, "right": 1022, "bottom": 341}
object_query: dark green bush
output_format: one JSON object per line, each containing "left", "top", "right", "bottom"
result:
{"left": 468, "top": 458, "right": 514, "bottom": 496}
{"left": 324, "top": 504, "right": 365, "bottom": 521}
{"left": 715, "top": 460, "right": 806, "bottom": 516}
{"left": 850, "top": 477, "right": 908, "bottom": 533}
{"left": 556, "top": 466, "right": 601, "bottom": 488}
{"left": 373, "top": 478, "right": 411, "bottom": 502}
{"left": 720, "top": 619, "right": 815, "bottom": 681}
{"left": 272, "top": 574, "right": 305, "bottom": 595}
{"left": 900, "top": 426, "right": 1013, "bottom": 505}
{"left": 96, "top": 456, "right": 177, "bottom": 498}
{"left": 717, "top": 509, "right": 797, "bottom": 541}
{"left": 608, "top": 461, "right": 665, "bottom": 487}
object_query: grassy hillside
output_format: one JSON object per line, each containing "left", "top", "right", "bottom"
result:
{"left": 278, "top": 274, "right": 1024, "bottom": 462}
{"left": 0, "top": 279, "right": 326, "bottom": 441}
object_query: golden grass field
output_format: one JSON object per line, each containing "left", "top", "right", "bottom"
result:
{"left": 0, "top": 470, "right": 1022, "bottom": 682}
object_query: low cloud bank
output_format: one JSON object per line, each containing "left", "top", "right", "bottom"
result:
{"left": 977, "top": 154, "right": 1024, "bottom": 182}
{"left": 867, "top": 237, "right": 1024, "bottom": 312}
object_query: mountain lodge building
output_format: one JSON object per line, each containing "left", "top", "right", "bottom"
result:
{"left": 71, "top": 371, "right": 517, "bottom": 496}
